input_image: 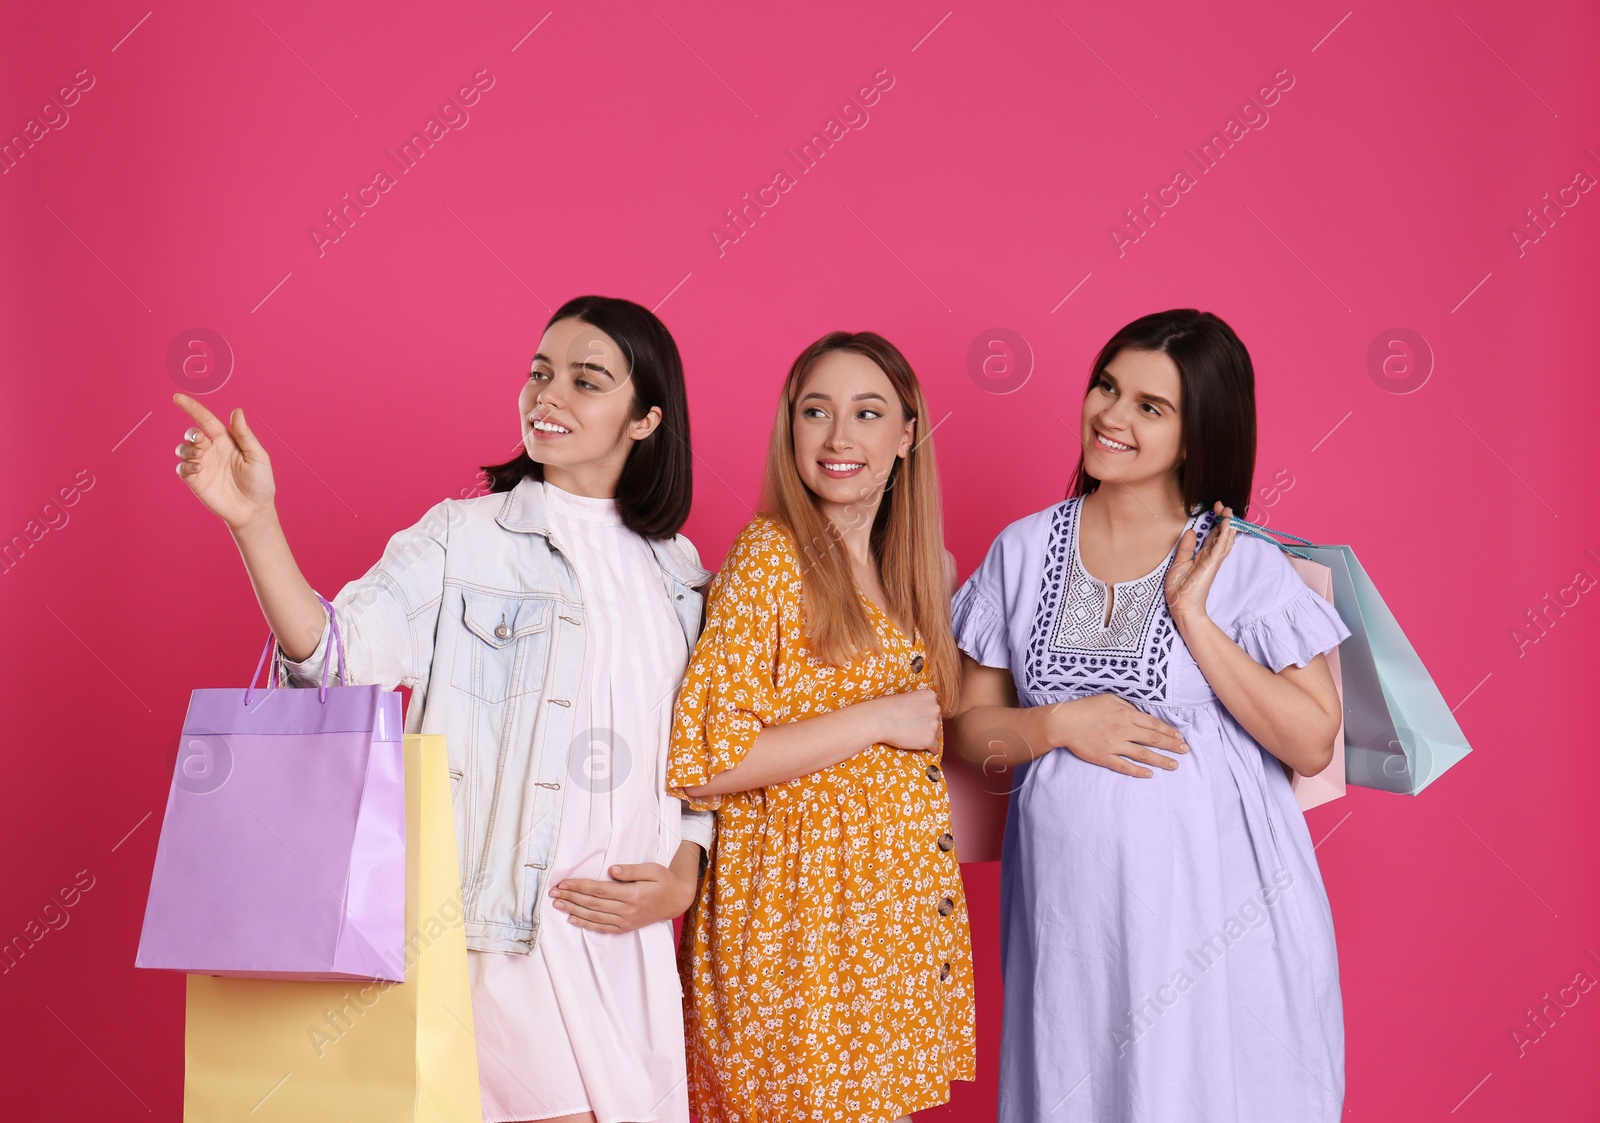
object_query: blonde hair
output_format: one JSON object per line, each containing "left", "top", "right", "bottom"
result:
{"left": 760, "top": 331, "right": 960, "bottom": 713}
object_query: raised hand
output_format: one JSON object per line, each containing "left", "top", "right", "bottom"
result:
{"left": 172, "top": 393, "right": 277, "bottom": 531}
{"left": 1165, "top": 500, "right": 1237, "bottom": 629}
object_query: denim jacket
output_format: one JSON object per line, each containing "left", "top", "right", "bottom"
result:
{"left": 275, "top": 476, "right": 715, "bottom": 954}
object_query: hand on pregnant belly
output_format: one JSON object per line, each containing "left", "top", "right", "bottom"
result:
{"left": 1052, "top": 692, "right": 1190, "bottom": 778}
{"left": 869, "top": 686, "right": 943, "bottom": 752}
{"left": 548, "top": 859, "right": 697, "bottom": 933}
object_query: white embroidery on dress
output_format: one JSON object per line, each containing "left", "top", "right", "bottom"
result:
{"left": 1025, "top": 499, "right": 1214, "bottom": 703}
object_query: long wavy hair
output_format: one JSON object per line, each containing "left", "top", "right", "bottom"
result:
{"left": 760, "top": 331, "right": 960, "bottom": 713}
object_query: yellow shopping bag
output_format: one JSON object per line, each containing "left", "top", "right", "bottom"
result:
{"left": 183, "top": 734, "right": 483, "bottom": 1121}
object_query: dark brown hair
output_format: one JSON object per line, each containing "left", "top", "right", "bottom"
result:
{"left": 1069, "top": 308, "right": 1256, "bottom": 515}
{"left": 480, "top": 295, "right": 693, "bottom": 539}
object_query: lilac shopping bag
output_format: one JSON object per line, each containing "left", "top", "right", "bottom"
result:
{"left": 136, "top": 595, "right": 406, "bottom": 981}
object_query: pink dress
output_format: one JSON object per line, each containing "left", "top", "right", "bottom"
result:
{"left": 466, "top": 482, "right": 692, "bottom": 1123}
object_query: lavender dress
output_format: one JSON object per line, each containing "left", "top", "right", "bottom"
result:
{"left": 951, "top": 499, "right": 1351, "bottom": 1123}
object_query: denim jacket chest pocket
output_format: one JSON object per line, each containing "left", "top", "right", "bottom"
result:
{"left": 453, "top": 590, "right": 557, "bottom": 704}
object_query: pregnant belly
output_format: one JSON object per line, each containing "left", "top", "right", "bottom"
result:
{"left": 1021, "top": 741, "right": 1170, "bottom": 821}
{"left": 1008, "top": 714, "right": 1301, "bottom": 934}
{"left": 1010, "top": 735, "right": 1242, "bottom": 894}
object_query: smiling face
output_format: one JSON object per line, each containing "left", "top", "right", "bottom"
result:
{"left": 1080, "top": 346, "right": 1185, "bottom": 488}
{"left": 791, "top": 349, "right": 914, "bottom": 521}
{"left": 519, "top": 317, "right": 660, "bottom": 495}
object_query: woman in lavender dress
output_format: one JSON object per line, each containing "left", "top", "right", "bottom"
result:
{"left": 949, "top": 309, "right": 1350, "bottom": 1122}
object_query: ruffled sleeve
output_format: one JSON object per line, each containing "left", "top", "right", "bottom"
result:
{"left": 950, "top": 576, "right": 1010, "bottom": 670}
{"left": 666, "top": 519, "right": 794, "bottom": 811}
{"left": 1226, "top": 537, "right": 1352, "bottom": 672}
{"left": 950, "top": 527, "right": 1021, "bottom": 670}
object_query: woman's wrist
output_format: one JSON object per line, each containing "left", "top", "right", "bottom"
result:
{"left": 670, "top": 849, "right": 702, "bottom": 911}
{"left": 1171, "top": 607, "right": 1221, "bottom": 647}
{"left": 970, "top": 703, "right": 1063, "bottom": 763}
{"left": 228, "top": 503, "right": 282, "bottom": 542}
{"left": 1040, "top": 698, "right": 1081, "bottom": 754}
{"left": 844, "top": 697, "right": 888, "bottom": 754}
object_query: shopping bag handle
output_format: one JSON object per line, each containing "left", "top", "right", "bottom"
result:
{"left": 1227, "top": 515, "right": 1316, "bottom": 561}
{"left": 243, "top": 592, "right": 349, "bottom": 705}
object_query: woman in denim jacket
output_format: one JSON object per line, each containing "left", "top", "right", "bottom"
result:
{"left": 173, "top": 295, "right": 712, "bottom": 1123}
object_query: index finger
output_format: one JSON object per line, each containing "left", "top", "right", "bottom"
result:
{"left": 1195, "top": 537, "right": 1234, "bottom": 580}
{"left": 1176, "top": 526, "right": 1197, "bottom": 557}
{"left": 1195, "top": 525, "right": 1233, "bottom": 571}
{"left": 172, "top": 392, "right": 228, "bottom": 439}
{"left": 552, "top": 877, "right": 627, "bottom": 900}
{"left": 1132, "top": 714, "right": 1187, "bottom": 748}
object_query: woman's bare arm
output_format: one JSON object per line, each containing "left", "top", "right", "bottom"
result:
{"left": 1175, "top": 618, "right": 1341, "bottom": 775}
{"left": 681, "top": 688, "right": 942, "bottom": 798}
{"left": 949, "top": 656, "right": 1189, "bottom": 779}
{"left": 1166, "top": 504, "right": 1341, "bottom": 776}
{"left": 174, "top": 393, "right": 325, "bottom": 660}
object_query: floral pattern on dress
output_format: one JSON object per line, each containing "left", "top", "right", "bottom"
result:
{"left": 668, "top": 516, "right": 977, "bottom": 1123}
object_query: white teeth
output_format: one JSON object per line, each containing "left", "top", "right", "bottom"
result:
{"left": 1096, "top": 433, "right": 1132, "bottom": 451}
{"left": 533, "top": 420, "right": 569, "bottom": 434}
{"left": 823, "top": 461, "right": 864, "bottom": 470}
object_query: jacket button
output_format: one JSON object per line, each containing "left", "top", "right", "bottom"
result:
{"left": 925, "top": 764, "right": 941, "bottom": 783}
{"left": 494, "top": 623, "right": 511, "bottom": 640}
{"left": 938, "top": 896, "right": 954, "bottom": 916}
{"left": 911, "top": 654, "right": 924, "bottom": 673}
{"left": 937, "top": 832, "right": 954, "bottom": 853}
{"left": 939, "top": 961, "right": 951, "bottom": 981}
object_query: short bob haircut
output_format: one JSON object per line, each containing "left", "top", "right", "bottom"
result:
{"left": 480, "top": 295, "right": 694, "bottom": 539}
{"left": 1068, "top": 308, "right": 1257, "bottom": 516}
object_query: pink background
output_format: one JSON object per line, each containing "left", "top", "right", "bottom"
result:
{"left": 3, "top": 0, "right": 1598, "bottom": 1118}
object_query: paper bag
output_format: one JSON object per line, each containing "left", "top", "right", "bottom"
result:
{"left": 182, "top": 734, "right": 482, "bottom": 1122}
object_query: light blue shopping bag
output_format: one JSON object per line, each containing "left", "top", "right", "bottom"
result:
{"left": 1231, "top": 517, "right": 1471, "bottom": 795}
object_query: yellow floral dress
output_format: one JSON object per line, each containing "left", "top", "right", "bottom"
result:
{"left": 668, "top": 516, "right": 976, "bottom": 1123}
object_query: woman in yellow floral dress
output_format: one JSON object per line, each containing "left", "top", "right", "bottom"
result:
{"left": 668, "top": 331, "right": 976, "bottom": 1123}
